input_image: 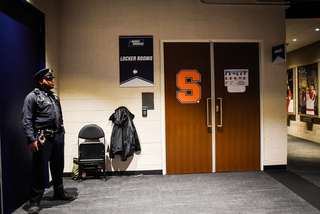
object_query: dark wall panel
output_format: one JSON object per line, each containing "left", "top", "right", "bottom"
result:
{"left": 0, "top": 1, "right": 45, "bottom": 213}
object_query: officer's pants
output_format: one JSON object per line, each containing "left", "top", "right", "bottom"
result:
{"left": 30, "top": 132, "right": 65, "bottom": 204}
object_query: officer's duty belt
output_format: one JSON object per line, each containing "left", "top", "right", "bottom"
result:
{"left": 37, "top": 129, "right": 61, "bottom": 137}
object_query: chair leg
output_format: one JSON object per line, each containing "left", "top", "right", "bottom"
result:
{"left": 102, "top": 162, "right": 106, "bottom": 181}
{"left": 78, "top": 163, "right": 82, "bottom": 182}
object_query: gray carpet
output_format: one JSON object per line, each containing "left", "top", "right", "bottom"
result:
{"left": 13, "top": 171, "right": 319, "bottom": 213}
{"left": 287, "top": 135, "right": 320, "bottom": 187}
{"left": 13, "top": 135, "right": 320, "bottom": 213}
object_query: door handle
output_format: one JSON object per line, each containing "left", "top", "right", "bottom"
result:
{"left": 217, "top": 97, "right": 222, "bottom": 128}
{"left": 206, "top": 98, "right": 212, "bottom": 128}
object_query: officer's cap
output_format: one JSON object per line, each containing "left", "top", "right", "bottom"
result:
{"left": 33, "top": 68, "right": 55, "bottom": 80}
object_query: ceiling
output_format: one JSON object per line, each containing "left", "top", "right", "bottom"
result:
{"left": 286, "top": 18, "right": 320, "bottom": 53}
{"left": 285, "top": 0, "right": 320, "bottom": 53}
{"left": 199, "top": 1, "right": 320, "bottom": 53}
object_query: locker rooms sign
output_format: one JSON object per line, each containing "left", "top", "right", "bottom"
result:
{"left": 119, "top": 36, "right": 154, "bottom": 87}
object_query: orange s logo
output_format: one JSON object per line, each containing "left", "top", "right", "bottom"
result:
{"left": 176, "top": 70, "right": 201, "bottom": 103}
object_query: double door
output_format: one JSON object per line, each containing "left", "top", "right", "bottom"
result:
{"left": 164, "top": 42, "right": 260, "bottom": 174}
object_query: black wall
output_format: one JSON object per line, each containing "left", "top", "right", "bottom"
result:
{"left": 286, "top": 0, "right": 320, "bottom": 19}
{"left": 0, "top": 1, "right": 45, "bottom": 213}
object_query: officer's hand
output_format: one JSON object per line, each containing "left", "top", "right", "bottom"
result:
{"left": 29, "top": 141, "right": 39, "bottom": 152}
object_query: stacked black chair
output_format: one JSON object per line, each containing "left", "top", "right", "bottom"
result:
{"left": 78, "top": 124, "right": 106, "bottom": 181}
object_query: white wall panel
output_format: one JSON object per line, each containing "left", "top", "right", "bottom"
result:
{"left": 30, "top": 0, "right": 287, "bottom": 173}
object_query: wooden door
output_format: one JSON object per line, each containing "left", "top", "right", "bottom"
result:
{"left": 164, "top": 42, "right": 212, "bottom": 174}
{"left": 214, "top": 43, "right": 260, "bottom": 172}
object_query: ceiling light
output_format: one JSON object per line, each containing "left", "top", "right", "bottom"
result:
{"left": 293, "top": 39, "right": 297, "bottom": 41}
{"left": 316, "top": 28, "right": 320, "bottom": 31}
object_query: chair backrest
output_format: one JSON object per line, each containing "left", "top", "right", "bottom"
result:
{"left": 79, "top": 143, "right": 105, "bottom": 159}
{"left": 78, "top": 124, "right": 104, "bottom": 139}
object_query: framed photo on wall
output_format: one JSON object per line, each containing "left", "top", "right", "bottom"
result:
{"left": 298, "top": 62, "right": 318, "bottom": 116}
{"left": 287, "top": 68, "right": 294, "bottom": 114}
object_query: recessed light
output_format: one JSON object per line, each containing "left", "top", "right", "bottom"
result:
{"left": 316, "top": 28, "right": 320, "bottom": 31}
{"left": 293, "top": 39, "right": 297, "bottom": 41}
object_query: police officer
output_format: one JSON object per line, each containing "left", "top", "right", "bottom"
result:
{"left": 22, "top": 68, "right": 75, "bottom": 214}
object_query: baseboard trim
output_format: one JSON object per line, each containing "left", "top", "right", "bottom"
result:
{"left": 264, "top": 165, "right": 287, "bottom": 171}
{"left": 63, "top": 170, "right": 163, "bottom": 177}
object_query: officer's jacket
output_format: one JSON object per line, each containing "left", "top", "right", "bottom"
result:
{"left": 21, "top": 88, "right": 64, "bottom": 144}
{"left": 109, "top": 106, "right": 141, "bottom": 161}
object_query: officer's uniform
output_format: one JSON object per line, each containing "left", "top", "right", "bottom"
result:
{"left": 21, "top": 68, "right": 70, "bottom": 209}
